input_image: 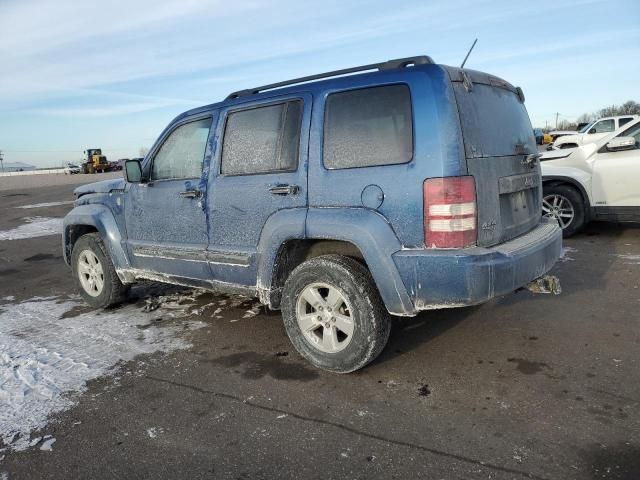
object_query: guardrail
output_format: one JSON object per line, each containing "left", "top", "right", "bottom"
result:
{"left": 0, "top": 168, "right": 66, "bottom": 177}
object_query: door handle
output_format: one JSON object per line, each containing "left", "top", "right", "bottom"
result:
{"left": 178, "top": 189, "right": 202, "bottom": 199}
{"left": 269, "top": 184, "right": 299, "bottom": 195}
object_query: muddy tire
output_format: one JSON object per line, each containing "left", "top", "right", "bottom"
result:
{"left": 71, "top": 233, "right": 129, "bottom": 308}
{"left": 281, "top": 255, "right": 391, "bottom": 373}
{"left": 543, "top": 184, "right": 586, "bottom": 237}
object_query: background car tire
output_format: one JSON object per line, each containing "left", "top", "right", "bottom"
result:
{"left": 71, "top": 233, "right": 129, "bottom": 308}
{"left": 281, "top": 255, "right": 391, "bottom": 373}
{"left": 543, "top": 184, "right": 585, "bottom": 237}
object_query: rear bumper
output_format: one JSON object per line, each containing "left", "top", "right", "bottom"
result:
{"left": 392, "top": 218, "right": 562, "bottom": 312}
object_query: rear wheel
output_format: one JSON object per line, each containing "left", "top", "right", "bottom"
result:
{"left": 72, "top": 233, "right": 129, "bottom": 308}
{"left": 542, "top": 184, "right": 585, "bottom": 237}
{"left": 281, "top": 255, "right": 391, "bottom": 373}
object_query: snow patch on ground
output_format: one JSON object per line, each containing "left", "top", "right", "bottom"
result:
{"left": 146, "top": 427, "right": 163, "bottom": 439}
{"left": 15, "top": 201, "right": 74, "bottom": 209}
{"left": 559, "top": 246, "right": 577, "bottom": 262}
{"left": 0, "top": 293, "right": 206, "bottom": 451}
{"left": 616, "top": 254, "right": 640, "bottom": 265}
{"left": 39, "top": 437, "right": 55, "bottom": 451}
{"left": 0, "top": 217, "right": 62, "bottom": 241}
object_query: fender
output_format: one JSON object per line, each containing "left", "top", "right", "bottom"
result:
{"left": 305, "top": 207, "right": 415, "bottom": 316}
{"left": 255, "top": 208, "right": 307, "bottom": 299}
{"left": 541, "top": 163, "right": 593, "bottom": 207}
{"left": 63, "top": 204, "right": 131, "bottom": 272}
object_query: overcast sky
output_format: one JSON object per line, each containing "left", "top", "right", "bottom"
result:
{"left": 1, "top": 0, "right": 639, "bottom": 167}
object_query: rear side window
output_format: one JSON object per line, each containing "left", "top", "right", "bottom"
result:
{"left": 152, "top": 117, "right": 212, "bottom": 180}
{"left": 619, "top": 117, "right": 633, "bottom": 127}
{"left": 323, "top": 85, "right": 413, "bottom": 169}
{"left": 221, "top": 100, "right": 302, "bottom": 176}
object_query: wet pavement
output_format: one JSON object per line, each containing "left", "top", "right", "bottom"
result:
{"left": 0, "top": 178, "right": 639, "bottom": 479}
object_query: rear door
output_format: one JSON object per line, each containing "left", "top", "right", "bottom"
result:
{"left": 207, "top": 94, "right": 310, "bottom": 286}
{"left": 448, "top": 68, "right": 541, "bottom": 247}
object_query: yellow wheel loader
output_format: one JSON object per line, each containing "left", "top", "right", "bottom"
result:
{"left": 82, "top": 148, "right": 109, "bottom": 174}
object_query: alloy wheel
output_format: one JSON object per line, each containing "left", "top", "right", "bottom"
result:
{"left": 77, "top": 249, "right": 104, "bottom": 297}
{"left": 542, "top": 194, "right": 575, "bottom": 229}
{"left": 295, "top": 282, "right": 355, "bottom": 354}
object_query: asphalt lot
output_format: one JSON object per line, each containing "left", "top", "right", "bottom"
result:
{"left": 0, "top": 175, "right": 639, "bottom": 480}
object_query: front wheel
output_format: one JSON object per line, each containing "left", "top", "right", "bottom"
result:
{"left": 71, "top": 233, "right": 129, "bottom": 308}
{"left": 542, "top": 185, "right": 586, "bottom": 237}
{"left": 281, "top": 255, "right": 391, "bottom": 373}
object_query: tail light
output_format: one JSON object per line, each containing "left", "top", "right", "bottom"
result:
{"left": 423, "top": 176, "right": 477, "bottom": 248}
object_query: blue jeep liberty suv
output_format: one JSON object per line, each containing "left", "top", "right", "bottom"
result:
{"left": 63, "top": 56, "right": 562, "bottom": 372}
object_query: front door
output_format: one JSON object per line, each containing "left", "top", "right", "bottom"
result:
{"left": 592, "top": 122, "right": 640, "bottom": 214}
{"left": 124, "top": 114, "right": 215, "bottom": 279}
{"left": 207, "top": 94, "right": 311, "bottom": 287}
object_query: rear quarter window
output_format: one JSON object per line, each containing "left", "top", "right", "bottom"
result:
{"left": 323, "top": 84, "right": 413, "bottom": 169}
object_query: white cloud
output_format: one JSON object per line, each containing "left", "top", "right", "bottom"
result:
{"left": 0, "top": 0, "right": 557, "bottom": 106}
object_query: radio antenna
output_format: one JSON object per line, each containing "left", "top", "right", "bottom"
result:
{"left": 460, "top": 38, "right": 478, "bottom": 69}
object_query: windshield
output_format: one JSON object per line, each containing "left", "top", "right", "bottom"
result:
{"left": 579, "top": 121, "right": 595, "bottom": 133}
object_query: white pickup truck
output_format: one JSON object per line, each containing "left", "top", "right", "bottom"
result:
{"left": 541, "top": 118, "right": 640, "bottom": 236}
{"left": 551, "top": 115, "right": 638, "bottom": 150}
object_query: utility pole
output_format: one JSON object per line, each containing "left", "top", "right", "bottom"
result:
{"left": 555, "top": 112, "right": 560, "bottom": 129}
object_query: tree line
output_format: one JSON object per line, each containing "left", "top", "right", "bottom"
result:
{"left": 576, "top": 100, "right": 640, "bottom": 124}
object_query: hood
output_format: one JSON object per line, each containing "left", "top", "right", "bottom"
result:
{"left": 74, "top": 178, "right": 125, "bottom": 197}
{"left": 541, "top": 143, "right": 598, "bottom": 163}
{"left": 555, "top": 133, "right": 581, "bottom": 143}
{"left": 540, "top": 149, "right": 574, "bottom": 161}
{"left": 549, "top": 130, "right": 578, "bottom": 136}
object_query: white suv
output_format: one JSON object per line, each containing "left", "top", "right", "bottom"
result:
{"left": 552, "top": 115, "right": 638, "bottom": 150}
{"left": 541, "top": 118, "right": 640, "bottom": 236}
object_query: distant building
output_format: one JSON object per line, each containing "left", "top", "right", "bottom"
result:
{"left": 1, "top": 162, "right": 36, "bottom": 172}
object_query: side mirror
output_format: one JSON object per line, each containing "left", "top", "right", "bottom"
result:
{"left": 124, "top": 159, "right": 143, "bottom": 183}
{"left": 588, "top": 128, "right": 596, "bottom": 134}
{"left": 606, "top": 136, "right": 636, "bottom": 152}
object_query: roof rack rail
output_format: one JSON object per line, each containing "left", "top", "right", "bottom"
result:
{"left": 225, "top": 55, "right": 434, "bottom": 100}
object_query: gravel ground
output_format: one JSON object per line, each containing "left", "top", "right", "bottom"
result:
{"left": 0, "top": 176, "right": 638, "bottom": 480}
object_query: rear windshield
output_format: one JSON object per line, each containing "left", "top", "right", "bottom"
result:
{"left": 452, "top": 82, "right": 536, "bottom": 158}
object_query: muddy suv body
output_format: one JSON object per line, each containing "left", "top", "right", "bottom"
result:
{"left": 63, "top": 56, "right": 562, "bottom": 372}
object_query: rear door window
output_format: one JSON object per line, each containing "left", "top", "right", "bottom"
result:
{"left": 619, "top": 117, "right": 634, "bottom": 128}
{"left": 221, "top": 100, "right": 302, "bottom": 176}
{"left": 151, "top": 118, "right": 212, "bottom": 180}
{"left": 323, "top": 84, "right": 413, "bottom": 169}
